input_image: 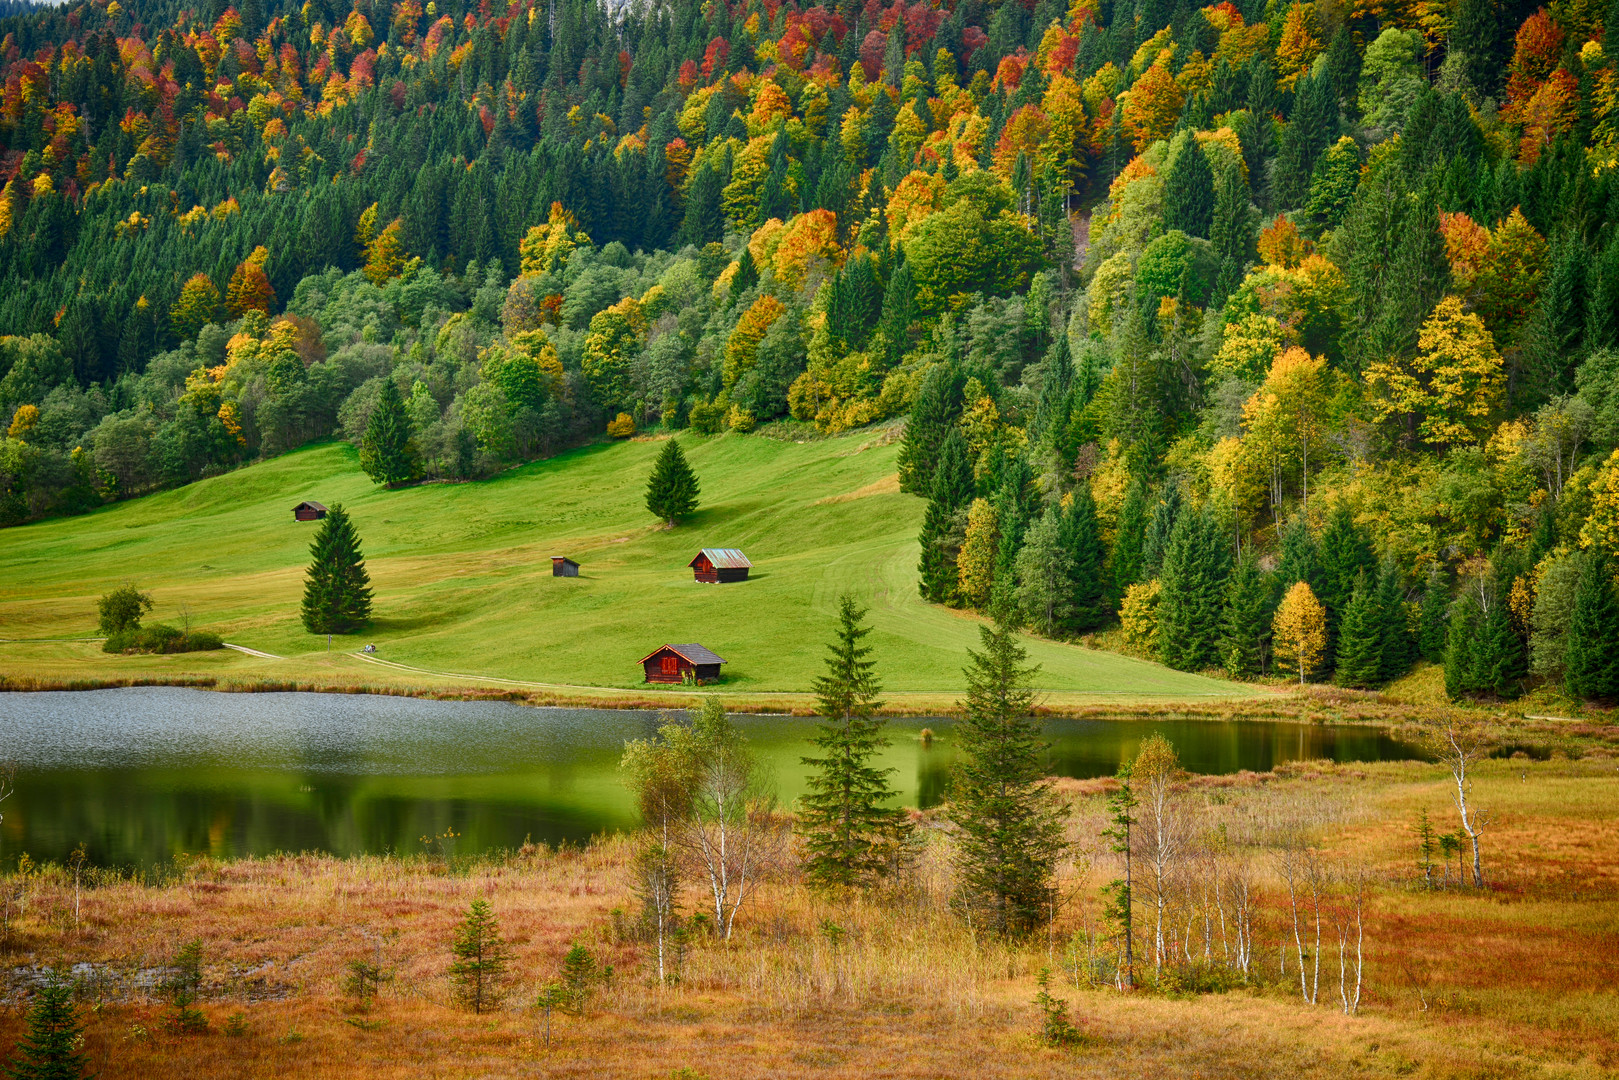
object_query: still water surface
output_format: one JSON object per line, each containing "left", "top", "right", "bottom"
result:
{"left": 0, "top": 687, "right": 1421, "bottom": 866}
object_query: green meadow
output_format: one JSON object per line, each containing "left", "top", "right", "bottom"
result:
{"left": 0, "top": 428, "right": 1244, "bottom": 699}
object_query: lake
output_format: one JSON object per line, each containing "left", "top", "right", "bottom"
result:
{"left": 0, "top": 687, "right": 1422, "bottom": 867}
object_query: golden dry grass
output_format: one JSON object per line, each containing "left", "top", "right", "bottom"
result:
{"left": 0, "top": 757, "right": 1615, "bottom": 1078}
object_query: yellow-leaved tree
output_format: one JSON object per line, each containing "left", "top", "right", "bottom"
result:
{"left": 1579, "top": 448, "right": 1619, "bottom": 560}
{"left": 170, "top": 273, "right": 220, "bottom": 341}
{"left": 1119, "top": 579, "right": 1162, "bottom": 657}
{"left": 1365, "top": 296, "right": 1503, "bottom": 447}
{"left": 363, "top": 218, "right": 406, "bottom": 285}
{"left": 1239, "top": 346, "right": 1330, "bottom": 517}
{"left": 1272, "top": 580, "right": 1327, "bottom": 684}
{"left": 957, "top": 497, "right": 1000, "bottom": 610}
{"left": 518, "top": 202, "right": 589, "bottom": 277}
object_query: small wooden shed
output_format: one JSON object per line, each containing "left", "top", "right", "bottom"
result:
{"left": 551, "top": 556, "right": 580, "bottom": 577}
{"left": 641, "top": 643, "right": 727, "bottom": 684}
{"left": 689, "top": 548, "right": 752, "bottom": 583}
{"left": 293, "top": 501, "right": 328, "bottom": 522}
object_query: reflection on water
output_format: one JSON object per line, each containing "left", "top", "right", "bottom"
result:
{"left": 0, "top": 687, "right": 1422, "bottom": 866}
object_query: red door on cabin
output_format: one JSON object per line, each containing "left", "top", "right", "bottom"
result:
{"left": 661, "top": 655, "right": 678, "bottom": 675}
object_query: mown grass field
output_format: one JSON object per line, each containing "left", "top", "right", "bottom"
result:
{"left": 0, "top": 428, "right": 1250, "bottom": 702}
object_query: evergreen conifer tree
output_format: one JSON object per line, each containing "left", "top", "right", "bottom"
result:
{"left": 1472, "top": 590, "right": 1526, "bottom": 699}
{"left": 1060, "top": 487, "right": 1108, "bottom": 632}
{"left": 1110, "top": 478, "right": 1150, "bottom": 595}
{"left": 1141, "top": 484, "right": 1182, "bottom": 581}
{"left": 918, "top": 427, "right": 975, "bottom": 603}
{"left": 449, "top": 899, "right": 509, "bottom": 1013}
{"left": 1157, "top": 506, "right": 1233, "bottom": 671}
{"left": 1276, "top": 514, "right": 1320, "bottom": 592}
{"left": 1271, "top": 72, "right": 1338, "bottom": 209}
{"left": 1014, "top": 506, "right": 1076, "bottom": 636}
{"left": 798, "top": 597, "right": 913, "bottom": 889}
{"left": 645, "top": 438, "right": 701, "bottom": 526}
{"left": 359, "top": 378, "right": 420, "bottom": 488}
{"left": 1418, "top": 567, "right": 1451, "bottom": 662}
{"left": 948, "top": 617, "right": 1068, "bottom": 938}
{"left": 1221, "top": 554, "right": 1274, "bottom": 677}
{"left": 897, "top": 362, "right": 966, "bottom": 495}
{"left": 1375, "top": 566, "right": 1416, "bottom": 683}
{"left": 1162, "top": 139, "right": 1215, "bottom": 238}
{"left": 1443, "top": 594, "right": 1481, "bottom": 700}
{"left": 1210, "top": 164, "right": 1255, "bottom": 302}
{"left": 1334, "top": 575, "right": 1382, "bottom": 687}
{"left": 1565, "top": 555, "right": 1619, "bottom": 701}
{"left": 1316, "top": 506, "right": 1375, "bottom": 671}
{"left": 3, "top": 971, "right": 91, "bottom": 1080}
{"left": 876, "top": 254, "right": 916, "bottom": 366}
{"left": 300, "top": 504, "right": 373, "bottom": 635}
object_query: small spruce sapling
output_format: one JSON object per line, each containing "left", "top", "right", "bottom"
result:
{"left": 557, "top": 943, "right": 610, "bottom": 1016}
{"left": 448, "top": 899, "right": 509, "bottom": 1013}
{"left": 1415, "top": 809, "right": 1437, "bottom": 889}
{"left": 1034, "top": 967, "right": 1084, "bottom": 1046}
{"left": 163, "top": 938, "right": 208, "bottom": 1035}
{"left": 3, "top": 970, "right": 93, "bottom": 1080}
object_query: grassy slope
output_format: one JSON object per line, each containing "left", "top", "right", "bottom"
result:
{"left": 0, "top": 429, "right": 1246, "bottom": 698}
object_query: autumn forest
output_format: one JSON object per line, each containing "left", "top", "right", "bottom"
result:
{"left": 3, "top": 0, "right": 1619, "bottom": 707}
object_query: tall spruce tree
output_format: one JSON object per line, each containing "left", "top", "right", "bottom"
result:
{"left": 1418, "top": 566, "right": 1451, "bottom": 663}
{"left": 359, "top": 377, "right": 419, "bottom": 488}
{"left": 1444, "top": 594, "right": 1481, "bottom": 700}
{"left": 1162, "top": 138, "right": 1216, "bottom": 238}
{"left": 948, "top": 617, "right": 1068, "bottom": 938}
{"left": 1015, "top": 506, "right": 1077, "bottom": 636}
{"left": 897, "top": 362, "right": 967, "bottom": 495}
{"left": 918, "top": 427, "right": 976, "bottom": 603}
{"left": 1565, "top": 555, "right": 1619, "bottom": 701}
{"left": 1221, "top": 554, "right": 1274, "bottom": 677}
{"left": 645, "top": 438, "right": 701, "bottom": 526}
{"left": 1110, "top": 478, "right": 1150, "bottom": 595}
{"left": 1141, "top": 484, "right": 1182, "bottom": 581}
{"left": 1210, "top": 164, "right": 1256, "bottom": 301}
{"left": 1375, "top": 566, "right": 1416, "bottom": 683}
{"left": 1316, "top": 507, "right": 1376, "bottom": 671}
{"left": 798, "top": 597, "right": 912, "bottom": 889}
{"left": 1334, "top": 575, "right": 1382, "bottom": 687}
{"left": 1472, "top": 589, "right": 1526, "bottom": 699}
{"left": 3, "top": 972, "right": 92, "bottom": 1080}
{"left": 1061, "top": 487, "right": 1108, "bottom": 632}
{"left": 1157, "top": 505, "right": 1234, "bottom": 671}
{"left": 300, "top": 504, "right": 373, "bottom": 635}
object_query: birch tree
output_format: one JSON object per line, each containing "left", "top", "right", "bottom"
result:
{"left": 1422, "top": 716, "right": 1492, "bottom": 887}
{"left": 1132, "top": 734, "right": 1184, "bottom": 977}
{"left": 621, "top": 726, "right": 694, "bottom": 982}
{"left": 624, "top": 701, "right": 776, "bottom": 942}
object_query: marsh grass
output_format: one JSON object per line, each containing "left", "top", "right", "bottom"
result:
{"left": 0, "top": 758, "right": 1611, "bottom": 1077}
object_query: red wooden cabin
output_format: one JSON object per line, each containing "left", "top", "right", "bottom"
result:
{"left": 641, "top": 643, "right": 726, "bottom": 684}
{"left": 292, "top": 501, "right": 327, "bottom": 521}
{"left": 689, "top": 548, "right": 752, "bottom": 583}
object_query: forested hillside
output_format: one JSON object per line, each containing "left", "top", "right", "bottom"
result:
{"left": 3, "top": 0, "right": 1619, "bottom": 700}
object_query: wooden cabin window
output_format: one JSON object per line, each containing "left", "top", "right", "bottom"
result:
{"left": 661, "top": 656, "right": 678, "bottom": 674}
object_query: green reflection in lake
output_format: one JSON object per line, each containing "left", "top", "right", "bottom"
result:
{"left": 0, "top": 688, "right": 1421, "bottom": 867}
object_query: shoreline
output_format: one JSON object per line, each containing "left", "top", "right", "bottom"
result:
{"left": 0, "top": 647, "right": 1493, "bottom": 729}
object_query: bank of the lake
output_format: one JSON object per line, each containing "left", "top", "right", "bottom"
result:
{"left": 0, "top": 687, "right": 1425, "bottom": 867}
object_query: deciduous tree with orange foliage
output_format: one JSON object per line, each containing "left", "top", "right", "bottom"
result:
{"left": 1119, "top": 61, "right": 1183, "bottom": 151}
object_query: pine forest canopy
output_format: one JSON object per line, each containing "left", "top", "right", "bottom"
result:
{"left": 3, "top": 0, "right": 1619, "bottom": 703}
